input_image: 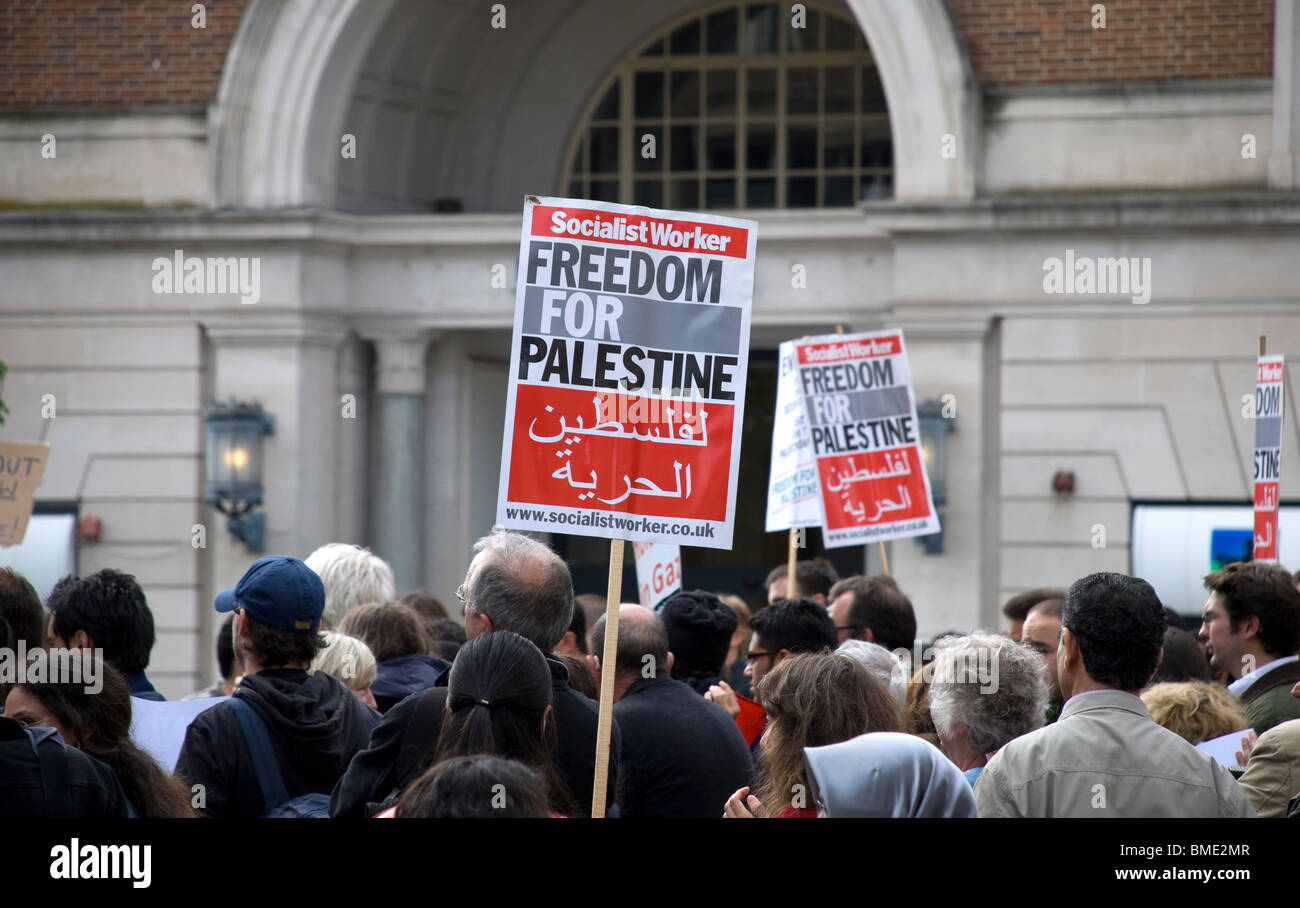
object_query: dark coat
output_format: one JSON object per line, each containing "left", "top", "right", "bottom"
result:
{"left": 614, "top": 675, "right": 754, "bottom": 818}
{"left": 330, "top": 655, "right": 620, "bottom": 817}
{"left": 372, "top": 653, "right": 452, "bottom": 714}
{"left": 0, "top": 717, "right": 130, "bottom": 818}
{"left": 174, "top": 668, "right": 379, "bottom": 817}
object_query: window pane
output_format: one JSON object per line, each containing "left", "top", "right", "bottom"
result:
{"left": 572, "top": 136, "right": 587, "bottom": 174}
{"left": 568, "top": 179, "right": 584, "bottom": 199}
{"left": 747, "top": 68, "right": 776, "bottom": 114}
{"left": 746, "top": 125, "right": 776, "bottom": 170}
{"left": 787, "top": 126, "right": 817, "bottom": 169}
{"left": 743, "top": 4, "right": 779, "bottom": 54}
{"left": 669, "top": 125, "right": 699, "bottom": 171}
{"left": 706, "top": 125, "right": 737, "bottom": 170}
{"left": 861, "top": 66, "right": 887, "bottom": 113}
{"left": 635, "top": 71, "right": 664, "bottom": 118}
{"left": 746, "top": 177, "right": 776, "bottom": 207}
{"left": 786, "top": 176, "right": 816, "bottom": 207}
{"left": 825, "top": 15, "right": 857, "bottom": 51}
{"left": 706, "top": 69, "right": 737, "bottom": 115}
{"left": 786, "top": 67, "right": 818, "bottom": 115}
{"left": 592, "top": 83, "right": 619, "bottom": 120}
{"left": 707, "top": 8, "right": 738, "bottom": 54}
{"left": 823, "top": 121, "right": 852, "bottom": 168}
{"left": 641, "top": 38, "right": 664, "bottom": 57}
{"left": 825, "top": 66, "right": 853, "bottom": 114}
{"left": 589, "top": 126, "right": 619, "bottom": 173}
{"left": 634, "top": 179, "right": 663, "bottom": 208}
{"left": 860, "top": 172, "right": 892, "bottom": 201}
{"left": 670, "top": 70, "right": 700, "bottom": 117}
{"left": 670, "top": 178, "right": 699, "bottom": 209}
{"left": 787, "top": 8, "right": 819, "bottom": 52}
{"left": 590, "top": 179, "right": 620, "bottom": 203}
{"left": 860, "top": 120, "right": 892, "bottom": 168}
{"left": 823, "top": 175, "right": 854, "bottom": 206}
{"left": 706, "top": 178, "right": 736, "bottom": 208}
{"left": 670, "top": 20, "right": 700, "bottom": 55}
{"left": 634, "top": 126, "right": 661, "bottom": 172}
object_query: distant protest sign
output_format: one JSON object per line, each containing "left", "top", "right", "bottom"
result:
{"left": 792, "top": 330, "right": 939, "bottom": 548}
{"left": 0, "top": 442, "right": 50, "bottom": 547}
{"left": 497, "top": 196, "right": 756, "bottom": 549}
{"left": 1253, "top": 354, "right": 1284, "bottom": 562}
{"left": 633, "top": 541, "right": 681, "bottom": 609}
{"left": 765, "top": 340, "right": 822, "bottom": 533}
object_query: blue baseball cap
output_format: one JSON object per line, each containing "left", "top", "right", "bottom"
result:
{"left": 215, "top": 556, "right": 325, "bottom": 632}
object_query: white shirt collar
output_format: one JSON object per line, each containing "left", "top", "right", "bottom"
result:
{"left": 1228, "top": 653, "right": 1299, "bottom": 696}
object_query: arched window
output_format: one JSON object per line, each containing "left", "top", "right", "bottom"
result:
{"left": 564, "top": 3, "right": 891, "bottom": 210}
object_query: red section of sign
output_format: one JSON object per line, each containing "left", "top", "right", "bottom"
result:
{"left": 796, "top": 335, "right": 900, "bottom": 365}
{"left": 1254, "top": 481, "right": 1278, "bottom": 512}
{"left": 815, "top": 447, "right": 932, "bottom": 532}
{"left": 508, "top": 383, "right": 732, "bottom": 521}
{"left": 530, "top": 205, "right": 749, "bottom": 258}
{"left": 1258, "top": 361, "right": 1283, "bottom": 383}
{"left": 1254, "top": 507, "right": 1279, "bottom": 561}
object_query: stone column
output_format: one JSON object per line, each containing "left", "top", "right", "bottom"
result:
{"left": 369, "top": 334, "right": 430, "bottom": 593}
{"left": 1272, "top": 0, "right": 1300, "bottom": 188}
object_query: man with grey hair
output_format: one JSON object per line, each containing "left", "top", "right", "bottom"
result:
{"left": 304, "top": 543, "right": 397, "bottom": 630}
{"left": 330, "top": 529, "right": 619, "bottom": 817}
{"left": 837, "top": 639, "right": 908, "bottom": 708}
{"left": 928, "top": 633, "right": 1048, "bottom": 788}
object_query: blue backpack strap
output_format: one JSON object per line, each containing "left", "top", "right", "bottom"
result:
{"left": 229, "top": 698, "right": 291, "bottom": 815}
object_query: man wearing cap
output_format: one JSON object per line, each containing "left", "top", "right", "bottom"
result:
{"left": 174, "top": 556, "right": 380, "bottom": 817}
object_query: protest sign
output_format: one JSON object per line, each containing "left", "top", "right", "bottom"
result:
{"left": 765, "top": 340, "right": 821, "bottom": 533}
{"left": 1253, "top": 351, "right": 1284, "bottom": 562}
{"left": 496, "top": 197, "right": 756, "bottom": 549}
{"left": 0, "top": 441, "right": 51, "bottom": 547}
{"left": 792, "top": 330, "right": 939, "bottom": 548}
{"left": 633, "top": 540, "right": 681, "bottom": 609}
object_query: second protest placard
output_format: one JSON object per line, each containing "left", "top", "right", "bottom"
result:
{"left": 793, "top": 329, "right": 939, "bottom": 548}
{"left": 497, "top": 196, "right": 756, "bottom": 549}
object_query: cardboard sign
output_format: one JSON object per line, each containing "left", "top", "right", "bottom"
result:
{"left": 0, "top": 441, "right": 51, "bottom": 547}
{"left": 633, "top": 540, "right": 681, "bottom": 609}
{"left": 792, "top": 330, "right": 939, "bottom": 548}
{"left": 1253, "top": 355, "right": 1284, "bottom": 562}
{"left": 496, "top": 197, "right": 756, "bottom": 549}
{"left": 765, "top": 340, "right": 822, "bottom": 532}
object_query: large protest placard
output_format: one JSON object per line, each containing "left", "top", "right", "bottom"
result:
{"left": 497, "top": 197, "right": 756, "bottom": 549}
{"left": 1253, "top": 354, "right": 1285, "bottom": 562}
{"left": 0, "top": 442, "right": 51, "bottom": 547}
{"left": 633, "top": 540, "right": 681, "bottom": 609}
{"left": 765, "top": 339, "right": 822, "bottom": 533}
{"left": 792, "top": 330, "right": 939, "bottom": 548}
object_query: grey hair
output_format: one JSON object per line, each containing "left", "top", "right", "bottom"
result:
{"left": 467, "top": 530, "right": 573, "bottom": 651}
{"left": 305, "top": 543, "right": 397, "bottom": 631}
{"left": 836, "top": 639, "right": 908, "bottom": 708}
{"left": 310, "top": 630, "right": 378, "bottom": 691}
{"left": 928, "top": 632, "right": 1048, "bottom": 757}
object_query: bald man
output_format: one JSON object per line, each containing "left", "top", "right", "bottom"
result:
{"left": 589, "top": 605, "right": 753, "bottom": 817}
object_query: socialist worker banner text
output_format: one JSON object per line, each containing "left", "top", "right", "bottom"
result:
{"left": 496, "top": 197, "right": 756, "bottom": 549}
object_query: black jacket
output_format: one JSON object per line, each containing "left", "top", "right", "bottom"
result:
{"left": 330, "top": 655, "right": 620, "bottom": 817}
{"left": 372, "top": 653, "right": 452, "bottom": 714}
{"left": 174, "top": 668, "right": 379, "bottom": 817}
{"left": 0, "top": 717, "right": 130, "bottom": 818}
{"left": 614, "top": 675, "right": 754, "bottom": 818}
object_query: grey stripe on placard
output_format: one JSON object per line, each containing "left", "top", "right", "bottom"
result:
{"left": 804, "top": 386, "right": 912, "bottom": 426}
{"left": 1254, "top": 416, "right": 1281, "bottom": 449}
{"left": 522, "top": 285, "right": 741, "bottom": 355}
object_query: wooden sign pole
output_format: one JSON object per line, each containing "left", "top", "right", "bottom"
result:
{"left": 833, "top": 323, "right": 891, "bottom": 577}
{"left": 590, "top": 537, "right": 625, "bottom": 818}
{"left": 787, "top": 527, "right": 798, "bottom": 594}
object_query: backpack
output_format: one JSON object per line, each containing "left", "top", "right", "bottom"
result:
{"left": 229, "top": 699, "right": 331, "bottom": 818}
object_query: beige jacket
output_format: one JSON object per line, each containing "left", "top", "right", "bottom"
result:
{"left": 974, "top": 689, "right": 1255, "bottom": 818}
{"left": 1238, "top": 717, "right": 1300, "bottom": 818}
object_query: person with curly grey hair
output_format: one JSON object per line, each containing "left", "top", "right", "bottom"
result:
{"left": 927, "top": 633, "right": 1048, "bottom": 787}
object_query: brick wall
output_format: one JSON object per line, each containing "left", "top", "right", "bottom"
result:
{"left": 946, "top": 0, "right": 1273, "bottom": 87}
{"left": 0, "top": 0, "right": 250, "bottom": 108}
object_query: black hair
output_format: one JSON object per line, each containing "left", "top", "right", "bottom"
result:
{"left": 0, "top": 567, "right": 45, "bottom": 650}
{"left": 245, "top": 614, "right": 325, "bottom": 668}
{"left": 764, "top": 558, "right": 839, "bottom": 600}
{"left": 216, "top": 613, "right": 237, "bottom": 680}
{"left": 1203, "top": 561, "right": 1300, "bottom": 658}
{"left": 426, "top": 617, "right": 467, "bottom": 662}
{"left": 1001, "top": 588, "right": 1067, "bottom": 622}
{"left": 435, "top": 631, "right": 577, "bottom": 816}
{"left": 567, "top": 599, "right": 588, "bottom": 655}
{"left": 1062, "top": 573, "right": 1166, "bottom": 691}
{"left": 395, "top": 755, "right": 551, "bottom": 818}
{"left": 46, "top": 569, "right": 156, "bottom": 675}
{"left": 1150, "top": 626, "right": 1212, "bottom": 684}
{"left": 827, "top": 575, "right": 918, "bottom": 652}
{"left": 749, "top": 597, "right": 837, "bottom": 655}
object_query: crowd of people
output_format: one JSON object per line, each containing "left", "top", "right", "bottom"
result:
{"left": 1, "top": 533, "right": 1298, "bottom": 819}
